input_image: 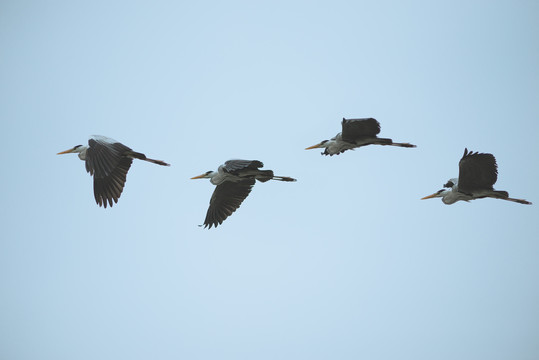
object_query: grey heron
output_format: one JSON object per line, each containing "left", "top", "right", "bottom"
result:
{"left": 57, "top": 135, "right": 170, "bottom": 207}
{"left": 421, "top": 148, "right": 532, "bottom": 205}
{"left": 191, "top": 160, "right": 297, "bottom": 229}
{"left": 306, "top": 117, "right": 416, "bottom": 156}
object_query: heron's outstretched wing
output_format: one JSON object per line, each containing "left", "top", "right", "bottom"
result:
{"left": 341, "top": 118, "right": 381, "bottom": 142}
{"left": 85, "top": 137, "right": 132, "bottom": 177}
{"left": 223, "top": 160, "right": 263, "bottom": 173}
{"left": 203, "top": 179, "right": 255, "bottom": 228}
{"left": 85, "top": 137, "right": 133, "bottom": 208}
{"left": 458, "top": 148, "right": 498, "bottom": 193}
{"left": 92, "top": 157, "right": 133, "bottom": 207}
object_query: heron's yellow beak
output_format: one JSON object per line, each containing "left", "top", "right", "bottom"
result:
{"left": 57, "top": 148, "right": 74, "bottom": 155}
{"left": 421, "top": 193, "right": 438, "bottom": 200}
{"left": 305, "top": 143, "right": 322, "bottom": 150}
{"left": 190, "top": 174, "right": 207, "bottom": 180}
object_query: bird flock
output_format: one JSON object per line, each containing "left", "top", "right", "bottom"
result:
{"left": 58, "top": 117, "right": 532, "bottom": 229}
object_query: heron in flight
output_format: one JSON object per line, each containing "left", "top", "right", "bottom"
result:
{"left": 421, "top": 148, "right": 531, "bottom": 205}
{"left": 306, "top": 117, "right": 416, "bottom": 156}
{"left": 57, "top": 135, "right": 170, "bottom": 207}
{"left": 191, "top": 160, "right": 297, "bottom": 229}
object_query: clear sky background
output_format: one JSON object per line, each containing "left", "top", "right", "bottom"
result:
{"left": 1, "top": 1, "right": 538, "bottom": 359}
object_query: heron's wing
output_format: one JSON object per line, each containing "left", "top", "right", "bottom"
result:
{"left": 458, "top": 148, "right": 498, "bottom": 192}
{"left": 223, "top": 160, "right": 263, "bottom": 173}
{"left": 93, "top": 157, "right": 133, "bottom": 208}
{"left": 86, "top": 138, "right": 134, "bottom": 208}
{"left": 341, "top": 118, "right": 381, "bottom": 142}
{"left": 203, "top": 179, "right": 255, "bottom": 228}
{"left": 85, "top": 138, "right": 132, "bottom": 177}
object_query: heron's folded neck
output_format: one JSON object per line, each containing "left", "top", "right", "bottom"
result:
{"left": 77, "top": 147, "right": 88, "bottom": 160}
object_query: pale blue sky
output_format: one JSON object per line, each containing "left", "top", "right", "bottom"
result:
{"left": 1, "top": 1, "right": 538, "bottom": 359}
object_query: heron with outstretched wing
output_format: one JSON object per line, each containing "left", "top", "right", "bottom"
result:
{"left": 421, "top": 148, "right": 531, "bottom": 205}
{"left": 57, "top": 135, "right": 170, "bottom": 207}
{"left": 306, "top": 118, "right": 416, "bottom": 156}
{"left": 191, "top": 160, "right": 296, "bottom": 229}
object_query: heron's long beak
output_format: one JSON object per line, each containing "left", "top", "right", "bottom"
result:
{"left": 305, "top": 143, "right": 323, "bottom": 150}
{"left": 421, "top": 193, "right": 438, "bottom": 200}
{"left": 190, "top": 174, "right": 207, "bottom": 180}
{"left": 57, "top": 148, "right": 75, "bottom": 155}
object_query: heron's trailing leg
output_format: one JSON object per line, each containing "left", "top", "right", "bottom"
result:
{"left": 272, "top": 176, "right": 297, "bottom": 182}
{"left": 129, "top": 151, "right": 170, "bottom": 166}
{"left": 503, "top": 197, "right": 532, "bottom": 205}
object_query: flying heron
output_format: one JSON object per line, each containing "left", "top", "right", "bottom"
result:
{"left": 57, "top": 135, "right": 170, "bottom": 207}
{"left": 306, "top": 117, "right": 416, "bottom": 156}
{"left": 421, "top": 148, "right": 531, "bottom": 205}
{"left": 191, "top": 160, "right": 296, "bottom": 229}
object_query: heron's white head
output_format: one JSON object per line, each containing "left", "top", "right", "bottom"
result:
{"left": 421, "top": 178, "right": 460, "bottom": 205}
{"left": 305, "top": 139, "right": 330, "bottom": 150}
{"left": 57, "top": 144, "right": 88, "bottom": 160}
{"left": 306, "top": 139, "right": 342, "bottom": 155}
{"left": 190, "top": 171, "right": 215, "bottom": 180}
{"left": 57, "top": 144, "right": 84, "bottom": 154}
{"left": 421, "top": 189, "right": 449, "bottom": 201}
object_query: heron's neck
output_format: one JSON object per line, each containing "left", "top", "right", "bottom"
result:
{"left": 76, "top": 146, "right": 88, "bottom": 160}
{"left": 327, "top": 138, "right": 339, "bottom": 147}
{"left": 321, "top": 138, "right": 340, "bottom": 153}
{"left": 209, "top": 171, "right": 222, "bottom": 185}
{"left": 441, "top": 189, "right": 459, "bottom": 204}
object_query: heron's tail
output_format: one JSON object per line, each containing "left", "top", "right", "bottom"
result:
{"left": 130, "top": 151, "right": 170, "bottom": 166}
{"left": 374, "top": 138, "right": 416, "bottom": 148}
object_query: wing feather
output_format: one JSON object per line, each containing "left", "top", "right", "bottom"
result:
{"left": 223, "top": 160, "right": 263, "bottom": 174}
{"left": 458, "top": 148, "right": 498, "bottom": 193}
{"left": 86, "top": 138, "right": 132, "bottom": 177}
{"left": 341, "top": 118, "right": 381, "bottom": 142}
{"left": 93, "top": 157, "right": 133, "bottom": 208}
{"left": 203, "top": 180, "right": 255, "bottom": 228}
{"left": 86, "top": 138, "right": 134, "bottom": 208}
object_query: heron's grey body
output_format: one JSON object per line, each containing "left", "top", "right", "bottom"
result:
{"left": 192, "top": 160, "right": 296, "bottom": 229}
{"left": 422, "top": 148, "right": 531, "bottom": 205}
{"left": 307, "top": 118, "right": 416, "bottom": 156}
{"left": 58, "top": 135, "right": 170, "bottom": 207}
